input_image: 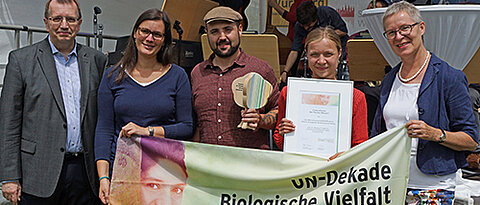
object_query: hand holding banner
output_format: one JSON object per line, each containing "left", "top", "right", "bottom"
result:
{"left": 110, "top": 126, "right": 411, "bottom": 204}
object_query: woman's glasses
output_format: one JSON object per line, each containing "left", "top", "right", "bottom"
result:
{"left": 137, "top": 27, "right": 165, "bottom": 40}
{"left": 383, "top": 22, "right": 420, "bottom": 40}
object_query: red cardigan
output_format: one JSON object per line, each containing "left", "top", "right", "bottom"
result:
{"left": 273, "top": 86, "right": 369, "bottom": 150}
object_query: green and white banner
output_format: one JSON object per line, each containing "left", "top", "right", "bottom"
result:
{"left": 110, "top": 126, "right": 410, "bottom": 205}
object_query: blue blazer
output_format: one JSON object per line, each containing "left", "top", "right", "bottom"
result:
{"left": 371, "top": 53, "right": 478, "bottom": 175}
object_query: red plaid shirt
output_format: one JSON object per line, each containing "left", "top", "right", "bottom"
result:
{"left": 191, "top": 50, "right": 280, "bottom": 149}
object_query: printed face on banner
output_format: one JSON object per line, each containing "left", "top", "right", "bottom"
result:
{"left": 141, "top": 158, "right": 187, "bottom": 205}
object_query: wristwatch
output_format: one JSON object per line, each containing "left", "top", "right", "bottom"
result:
{"left": 438, "top": 129, "right": 446, "bottom": 143}
{"left": 148, "top": 126, "right": 154, "bottom": 136}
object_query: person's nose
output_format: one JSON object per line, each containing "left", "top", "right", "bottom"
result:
{"left": 145, "top": 33, "right": 155, "bottom": 42}
{"left": 59, "top": 18, "right": 69, "bottom": 28}
{"left": 317, "top": 56, "right": 327, "bottom": 64}
{"left": 393, "top": 31, "right": 404, "bottom": 40}
{"left": 157, "top": 190, "right": 172, "bottom": 205}
{"left": 218, "top": 31, "right": 228, "bottom": 39}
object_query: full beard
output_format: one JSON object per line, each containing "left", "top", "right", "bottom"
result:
{"left": 212, "top": 39, "right": 240, "bottom": 58}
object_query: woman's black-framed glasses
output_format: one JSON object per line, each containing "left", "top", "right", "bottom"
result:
{"left": 383, "top": 22, "right": 420, "bottom": 40}
{"left": 137, "top": 27, "right": 165, "bottom": 40}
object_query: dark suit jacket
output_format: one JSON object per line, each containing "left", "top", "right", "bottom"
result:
{"left": 0, "top": 38, "right": 107, "bottom": 197}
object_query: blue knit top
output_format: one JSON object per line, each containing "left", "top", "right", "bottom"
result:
{"left": 94, "top": 64, "right": 193, "bottom": 166}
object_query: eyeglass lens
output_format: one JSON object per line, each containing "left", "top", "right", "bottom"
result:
{"left": 138, "top": 28, "right": 164, "bottom": 39}
{"left": 49, "top": 16, "right": 78, "bottom": 24}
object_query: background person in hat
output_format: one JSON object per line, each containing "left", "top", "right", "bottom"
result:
{"left": 190, "top": 6, "right": 280, "bottom": 149}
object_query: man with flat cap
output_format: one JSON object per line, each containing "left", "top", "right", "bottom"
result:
{"left": 191, "top": 6, "right": 280, "bottom": 149}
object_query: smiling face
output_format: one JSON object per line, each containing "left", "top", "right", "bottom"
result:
{"left": 383, "top": 11, "right": 425, "bottom": 58}
{"left": 43, "top": 0, "right": 81, "bottom": 48}
{"left": 307, "top": 38, "right": 341, "bottom": 80}
{"left": 134, "top": 20, "right": 166, "bottom": 58}
{"left": 141, "top": 158, "right": 187, "bottom": 205}
{"left": 206, "top": 21, "right": 242, "bottom": 58}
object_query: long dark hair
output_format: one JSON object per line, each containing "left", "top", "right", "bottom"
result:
{"left": 110, "top": 8, "right": 173, "bottom": 84}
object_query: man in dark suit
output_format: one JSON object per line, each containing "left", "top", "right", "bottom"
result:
{"left": 0, "top": 0, "right": 107, "bottom": 203}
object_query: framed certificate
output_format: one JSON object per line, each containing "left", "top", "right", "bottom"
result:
{"left": 284, "top": 77, "right": 353, "bottom": 158}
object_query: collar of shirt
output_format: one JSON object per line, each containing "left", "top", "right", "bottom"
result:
{"left": 48, "top": 35, "right": 82, "bottom": 153}
{"left": 205, "top": 48, "right": 247, "bottom": 73}
{"left": 48, "top": 35, "right": 78, "bottom": 59}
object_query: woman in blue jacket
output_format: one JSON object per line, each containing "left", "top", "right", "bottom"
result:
{"left": 94, "top": 9, "right": 193, "bottom": 204}
{"left": 371, "top": 1, "right": 478, "bottom": 204}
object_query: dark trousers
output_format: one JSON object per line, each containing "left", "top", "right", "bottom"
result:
{"left": 20, "top": 154, "right": 100, "bottom": 205}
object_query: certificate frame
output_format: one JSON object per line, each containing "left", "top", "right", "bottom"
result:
{"left": 284, "top": 77, "right": 353, "bottom": 158}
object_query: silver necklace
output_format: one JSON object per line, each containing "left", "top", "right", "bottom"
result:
{"left": 398, "top": 51, "right": 430, "bottom": 83}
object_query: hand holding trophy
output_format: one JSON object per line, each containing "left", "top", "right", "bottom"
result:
{"left": 232, "top": 72, "right": 273, "bottom": 130}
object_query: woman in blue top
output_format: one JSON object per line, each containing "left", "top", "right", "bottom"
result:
{"left": 94, "top": 9, "right": 193, "bottom": 204}
{"left": 371, "top": 1, "right": 478, "bottom": 204}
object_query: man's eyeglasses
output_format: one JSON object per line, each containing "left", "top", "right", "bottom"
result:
{"left": 383, "top": 22, "right": 421, "bottom": 40}
{"left": 137, "top": 27, "right": 165, "bottom": 40}
{"left": 48, "top": 16, "right": 80, "bottom": 25}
